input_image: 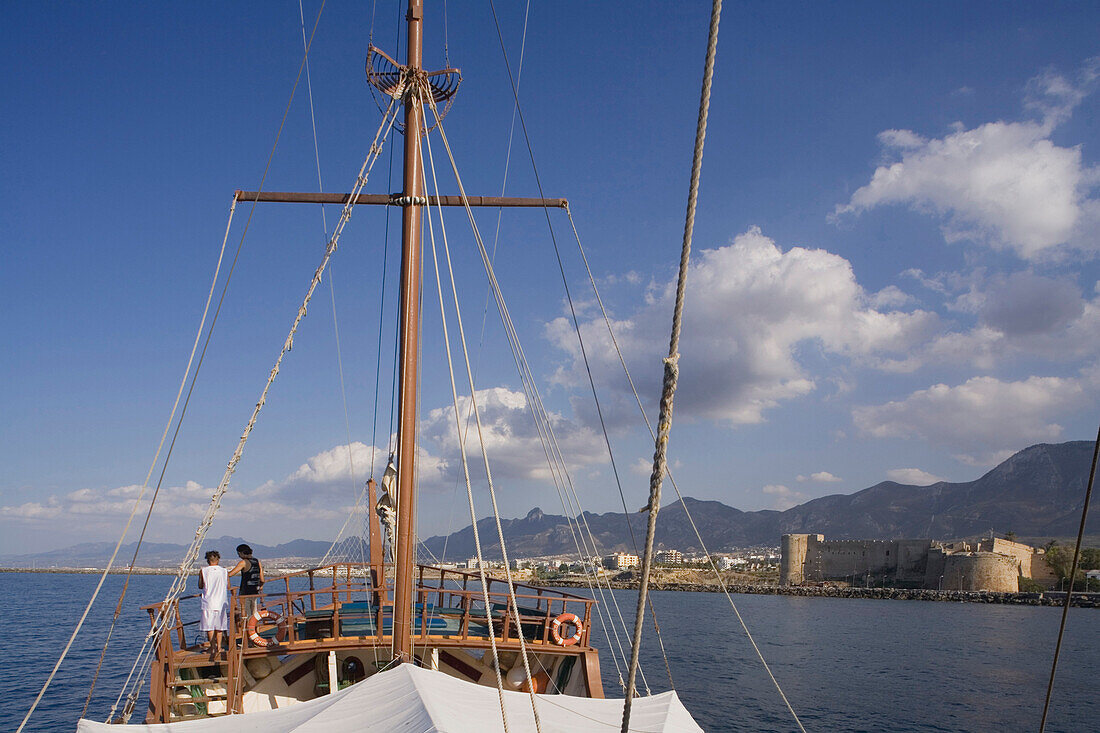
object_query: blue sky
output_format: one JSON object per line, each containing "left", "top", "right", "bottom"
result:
{"left": 2, "top": 1, "right": 1099, "bottom": 555}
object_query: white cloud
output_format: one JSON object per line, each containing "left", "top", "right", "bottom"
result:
{"left": 762, "top": 484, "right": 808, "bottom": 510}
{"left": 885, "top": 468, "right": 946, "bottom": 485}
{"left": 0, "top": 499, "right": 61, "bottom": 519}
{"left": 0, "top": 477, "right": 351, "bottom": 528}
{"left": 965, "top": 271, "right": 1084, "bottom": 336}
{"left": 290, "top": 441, "right": 376, "bottom": 485}
{"left": 869, "top": 285, "right": 916, "bottom": 309}
{"left": 834, "top": 60, "right": 1100, "bottom": 260}
{"left": 1024, "top": 58, "right": 1100, "bottom": 128}
{"left": 796, "top": 472, "right": 842, "bottom": 483}
{"left": 419, "top": 387, "right": 609, "bottom": 485}
{"left": 0, "top": 386, "right": 612, "bottom": 536}
{"left": 548, "top": 227, "right": 938, "bottom": 426}
{"left": 901, "top": 270, "right": 1100, "bottom": 370}
{"left": 853, "top": 373, "right": 1094, "bottom": 465}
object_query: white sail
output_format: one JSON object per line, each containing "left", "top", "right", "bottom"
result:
{"left": 77, "top": 664, "right": 703, "bottom": 732}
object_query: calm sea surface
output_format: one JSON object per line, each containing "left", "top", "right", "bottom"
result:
{"left": 1, "top": 573, "right": 1097, "bottom": 732}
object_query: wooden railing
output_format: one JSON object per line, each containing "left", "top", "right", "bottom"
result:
{"left": 142, "top": 563, "right": 597, "bottom": 655}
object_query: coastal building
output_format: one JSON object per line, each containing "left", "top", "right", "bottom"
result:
{"left": 655, "top": 550, "right": 683, "bottom": 565}
{"left": 713, "top": 556, "right": 739, "bottom": 571}
{"left": 604, "top": 553, "right": 640, "bottom": 570}
{"left": 780, "top": 534, "right": 1044, "bottom": 592}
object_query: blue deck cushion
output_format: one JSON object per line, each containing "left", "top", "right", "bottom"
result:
{"left": 490, "top": 602, "right": 546, "bottom": 618}
{"left": 340, "top": 615, "right": 450, "bottom": 636}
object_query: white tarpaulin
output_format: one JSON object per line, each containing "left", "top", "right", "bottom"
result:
{"left": 77, "top": 663, "right": 704, "bottom": 732}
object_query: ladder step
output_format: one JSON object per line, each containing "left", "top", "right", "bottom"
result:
{"left": 170, "top": 712, "right": 230, "bottom": 721}
{"left": 171, "top": 677, "right": 228, "bottom": 686}
{"left": 171, "top": 695, "right": 226, "bottom": 705}
{"left": 176, "top": 658, "right": 227, "bottom": 669}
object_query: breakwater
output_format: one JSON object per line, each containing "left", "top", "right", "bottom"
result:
{"left": 535, "top": 578, "right": 1100, "bottom": 607}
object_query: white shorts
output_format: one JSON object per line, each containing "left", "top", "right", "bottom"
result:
{"left": 200, "top": 606, "right": 228, "bottom": 632}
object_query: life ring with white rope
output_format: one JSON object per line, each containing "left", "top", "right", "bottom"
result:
{"left": 550, "top": 612, "right": 583, "bottom": 647}
{"left": 246, "top": 607, "right": 287, "bottom": 648}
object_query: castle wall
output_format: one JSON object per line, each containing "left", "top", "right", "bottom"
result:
{"left": 895, "top": 540, "right": 934, "bottom": 584}
{"left": 780, "top": 534, "right": 810, "bottom": 586}
{"left": 942, "top": 553, "right": 1019, "bottom": 593}
{"left": 815, "top": 539, "right": 896, "bottom": 582}
{"left": 979, "top": 538, "right": 1034, "bottom": 578}
{"left": 924, "top": 548, "right": 948, "bottom": 589}
{"left": 780, "top": 534, "right": 1032, "bottom": 591}
{"left": 1030, "top": 551, "right": 1059, "bottom": 589}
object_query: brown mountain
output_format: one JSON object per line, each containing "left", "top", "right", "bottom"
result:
{"left": 420, "top": 441, "right": 1100, "bottom": 558}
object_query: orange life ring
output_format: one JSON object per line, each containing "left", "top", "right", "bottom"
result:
{"left": 550, "top": 612, "right": 583, "bottom": 647}
{"left": 246, "top": 607, "right": 287, "bottom": 648}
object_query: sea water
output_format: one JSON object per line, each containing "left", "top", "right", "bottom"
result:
{"left": 1, "top": 573, "right": 1096, "bottom": 732}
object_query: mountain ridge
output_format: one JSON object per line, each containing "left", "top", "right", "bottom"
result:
{"left": 5, "top": 442, "right": 1098, "bottom": 566}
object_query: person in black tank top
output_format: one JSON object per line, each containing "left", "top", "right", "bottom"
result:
{"left": 229, "top": 543, "right": 265, "bottom": 617}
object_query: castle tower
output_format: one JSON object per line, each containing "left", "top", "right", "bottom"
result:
{"left": 780, "top": 534, "right": 812, "bottom": 585}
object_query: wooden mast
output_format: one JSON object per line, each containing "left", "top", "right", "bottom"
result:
{"left": 392, "top": 0, "right": 424, "bottom": 664}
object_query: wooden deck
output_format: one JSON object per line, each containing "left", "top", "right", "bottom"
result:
{"left": 142, "top": 563, "right": 601, "bottom": 722}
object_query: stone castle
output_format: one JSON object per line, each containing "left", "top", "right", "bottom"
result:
{"left": 780, "top": 534, "right": 1050, "bottom": 592}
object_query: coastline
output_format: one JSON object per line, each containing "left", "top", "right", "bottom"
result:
{"left": 5, "top": 568, "right": 1095, "bottom": 608}
{"left": 533, "top": 578, "right": 1100, "bottom": 608}
{"left": 0, "top": 566, "right": 180, "bottom": 575}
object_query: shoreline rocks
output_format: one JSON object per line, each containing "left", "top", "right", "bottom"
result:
{"left": 532, "top": 578, "right": 1099, "bottom": 607}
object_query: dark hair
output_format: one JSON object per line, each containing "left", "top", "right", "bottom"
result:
{"left": 204, "top": 550, "right": 220, "bottom": 562}
{"left": 236, "top": 544, "right": 253, "bottom": 556}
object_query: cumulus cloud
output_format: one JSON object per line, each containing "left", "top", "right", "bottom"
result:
{"left": 548, "top": 227, "right": 938, "bottom": 426}
{"left": 0, "top": 499, "right": 62, "bottom": 519}
{"left": 853, "top": 373, "right": 1095, "bottom": 465}
{"left": 289, "top": 441, "right": 376, "bottom": 485}
{"left": 419, "top": 387, "right": 609, "bottom": 485}
{"left": 796, "top": 471, "right": 842, "bottom": 483}
{"left": 762, "top": 484, "right": 808, "bottom": 511}
{"left": 885, "top": 468, "right": 946, "bottom": 485}
{"left": 5, "top": 481, "right": 219, "bottom": 524}
{"left": 0, "top": 386, "right": 611, "bottom": 537}
{"left": 965, "top": 271, "right": 1084, "bottom": 336}
{"left": 834, "top": 60, "right": 1100, "bottom": 260}
{"left": 1024, "top": 58, "right": 1100, "bottom": 128}
{"left": 898, "top": 269, "right": 1100, "bottom": 370}
{"left": 1, "top": 477, "right": 355, "bottom": 529}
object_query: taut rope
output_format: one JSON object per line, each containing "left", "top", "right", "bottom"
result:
{"left": 110, "top": 100, "right": 399, "bottom": 721}
{"left": 1038, "top": 424, "right": 1099, "bottom": 731}
{"left": 622, "top": 1, "right": 722, "bottom": 731}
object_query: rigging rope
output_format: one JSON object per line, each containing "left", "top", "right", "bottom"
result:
{"left": 85, "top": 4, "right": 336, "bottom": 722}
{"left": 32, "top": 6, "right": 335, "bottom": 723}
{"left": 622, "top": 2, "right": 725, "bottom": 731}
{"left": 20, "top": 197, "right": 236, "bottom": 731}
{"left": 484, "top": 0, "right": 674, "bottom": 690}
{"left": 548, "top": 36, "right": 806, "bottom": 733}
{"left": 298, "top": 0, "right": 367, "bottom": 567}
{"left": 370, "top": 1, "right": 403, "bottom": 479}
{"left": 565, "top": 207, "right": 807, "bottom": 725}
{"left": 439, "top": 0, "right": 530, "bottom": 594}
{"left": 1038, "top": 421, "right": 1099, "bottom": 732}
{"left": 421, "top": 108, "right": 543, "bottom": 730}
{"left": 31, "top": 5, "right": 338, "bottom": 725}
{"left": 110, "top": 101, "right": 399, "bottom": 722}
{"left": 423, "top": 93, "right": 647, "bottom": 693}
{"left": 421, "top": 162, "right": 516, "bottom": 733}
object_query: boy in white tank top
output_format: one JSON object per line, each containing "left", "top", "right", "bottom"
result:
{"left": 198, "top": 550, "right": 229, "bottom": 660}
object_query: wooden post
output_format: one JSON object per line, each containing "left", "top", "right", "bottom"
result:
{"left": 391, "top": 0, "right": 425, "bottom": 665}
{"left": 366, "top": 478, "right": 385, "bottom": 607}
